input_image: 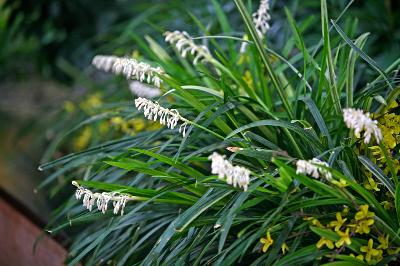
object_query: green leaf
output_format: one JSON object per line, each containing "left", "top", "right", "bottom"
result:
{"left": 358, "top": 155, "right": 395, "bottom": 196}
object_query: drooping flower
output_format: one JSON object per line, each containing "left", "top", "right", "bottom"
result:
{"left": 129, "top": 81, "right": 161, "bottom": 98}
{"left": 72, "top": 181, "right": 131, "bottom": 215}
{"left": 134, "top": 97, "right": 188, "bottom": 137}
{"left": 260, "top": 231, "right": 274, "bottom": 252}
{"left": 112, "top": 57, "right": 164, "bottom": 87}
{"left": 343, "top": 108, "right": 383, "bottom": 144}
{"left": 296, "top": 158, "right": 332, "bottom": 180}
{"left": 92, "top": 55, "right": 119, "bottom": 72}
{"left": 208, "top": 152, "right": 251, "bottom": 191}
{"left": 252, "top": 0, "right": 271, "bottom": 38}
{"left": 316, "top": 237, "right": 334, "bottom": 249}
{"left": 164, "top": 31, "right": 211, "bottom": 64}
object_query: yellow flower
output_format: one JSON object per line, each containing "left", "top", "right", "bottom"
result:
{"left": 316, "top": 237, "right": 334, "bottom": 249}
{"left": 243, "top": 70, "right": 254, "bottom": 88}
{"left": 342, "top": 206, "right": 350, "bottom": 216}
{"left": 331, "top": 179, "right": 348, "bottom": 188}
{"left": 260, "top": 231, "right": 274, "bottom": 253}
{"left": 355, "top": 218, "right": 374, "bottom": 234}
{"left": 311, "top": 218, "right": 325, "bottom": 228}
{"left": 387, "top": 247, "right": 400, "bottom": 255}
{"left": 349, "top": 253, "right": 364, "bottom": 261}
{"left": 377, "top": 234, "right": 389, "bottom": 250}
{"left": 63, "top": 101, "right": 76, "bottom": 113}
{"left": 80, "top": 93, "right": 103, "bottom": 114}
{"left": 381, "top": 200, "right": 392, "bottom": 210}
{"left": 355, "top": 205, "right": 374, "bottom": 221}
{"left": 329, "top": 212, "right": 347, "bottom": 232}
{"left": 73, "top": 127, "right": 92, "bottom": 151}
{"left": 360, "top": 239, "right": 382, "bottom": 263}
{"left": 364, "top": 177, "right": 380, "bottom": 192}
{"left": 335, "top": 228, "right": 351, "bottom": 248}
{"left": 281, "top": 242, "right": 289, "bottom": 254}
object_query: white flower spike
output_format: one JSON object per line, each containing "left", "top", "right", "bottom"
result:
{"left": 208, "top": 152, "right": 251, "bottom": 191}
{"left": 164, "top": 31, "right": 211, "bottom": 64}
{"left": 92, "top": 55, "right": 119, "bottom": 72}
{"left": 296, "top": 158, "right": 332, "bottom": 180}
{"left": 240, "top": 0, "right": 271, "bottom": 53}
{"left": 134, "top": 97, "right": 189, "bottom": 137}
{"left": 112, "top": 57, "right": 164, "bottom": 87}
{"left": 253, "top": 0, "right": 271, "bottom": 38}
{"left": 92, "top": 55, "right": 164, "bottom": 87}
{"left": 72, "top": 181, "right": 131, "bottom": 215}
{"left": 129, "top": 81, "right": 161, "bottom": 98}
{"left": 343, "top": 108, "right": 382, "bottom": 144}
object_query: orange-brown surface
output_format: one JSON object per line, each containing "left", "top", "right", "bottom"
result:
{"left": 0, "top": 198, "right": 67, "bottom": 266}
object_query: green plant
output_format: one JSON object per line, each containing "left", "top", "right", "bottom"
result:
{"left": 40, "top": 0, "right": 400, "bottom": 265}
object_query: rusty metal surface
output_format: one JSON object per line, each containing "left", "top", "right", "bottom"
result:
{"left": 0, "top": 198, "right": 67, "bottom": 266}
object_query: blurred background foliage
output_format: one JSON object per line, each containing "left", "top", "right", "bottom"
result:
{"left": 0, "top": 0, "right": 399, "bottom": 223}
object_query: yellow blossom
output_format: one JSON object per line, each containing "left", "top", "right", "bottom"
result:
{"left": 377, "top": 234, "right": 389, "bottom": 250}
{"left": 316, "top": 237, "right": 334, "bottom": 249}
{"left": 355, "top": 218, "right": 374, "bottom": 234}
{"left": 80, "top": 93, "right": 103, "bottom": 114}
{"left": 360, "top": 239, "right": 382, "bottom": 263}
{"left": 281, "top": 242, "right": 289, "bottom": 254}
{"left": 342, "top": 206, "right": 350, "bottom": 216}
{"left": 355, "top": 205, "right": 374, "bottom": 221}
{"left": 260, "top": 231, "right": 274, "bottom": 253}
{"left": 73, "top": 127, "right": 92, "bottom": 151}
{"left": 387, "top": 247, "right": 400, "bottom": 255}
{"left": 63, "top": 101, "right": 75, "bottom": 113}
{"left": 349, "top": 253, "right": 364, "bottom": 261}
{"left": 335, "top": 228, "right": 351, "bottom": 248}
{"left": 381, "top": 200, "right": 392, "bottom": 210}
{"left": 331, "top": 178, "right": 348, "bottom": 188}
{"left": 311, "top": 218, "right": 325, "bottom": 228}
{"left": 364, "top": 177, "right": 380, "bottom": 192}
{"left": 329, "top": 212, "right": 347, "bottom": 232}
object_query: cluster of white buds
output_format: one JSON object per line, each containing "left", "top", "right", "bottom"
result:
{"left": 91, "top": 55, "right": 164, "bottom": 87}
{"left": 72, "top": 181, "right": 131, "bottom": 215}
{"left": 134, "top": 97, "right": 188, "bottom": 137}
{"left": 112, "top": 57, "right": 164, "bottom": 87}
{"left": 253, "top": 0, "right": 271, "bottom": 38}
{"left": 208, "top": 152, "right": 251, "bottom": 191}
{"left": 129, "top": 81, "right": 161, "bottom": 98}
{"left": 92, "top": 55, "right": 119, "bottom": 72}
{"left": 164, "top": 31, "right": 211, "bottom": 64}
{"left": 240, "top": 0, "right": 271, "bottom": 53}
{"left": 343, "top": 108, "right": 382, "bottom": 144}
{"left": 296, "top": 158, "right": 332, "bottom": 180}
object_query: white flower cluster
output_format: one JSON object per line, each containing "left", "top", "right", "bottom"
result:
{"left": 92, "top": 55, "right": 118, "bottom": 72}
{"left": 208, "top": 152, "right": 251, "bottom": 191}
{"left": 129, "top": 81, "right": 161, "bottom": 98}
{"left": 164, "top": 31, "right": 211, "bottom": 64}
{"left": 134, "top": 97, "right": 188, "bottom": 137}
{"left": 296, "top": 158, "right": 332, "bottom": 180}
{"left": 240, "top": 0, "right": 271, "bottom": 53}
{"left": 72, "top": 181, "right": 131, "bottom": 215}
{"left": 252, "top": 0, "right": 271, "bottom": 38}
{"left": 343, "top": 108, "right": 382, "bottom": 144}
{"left": 92, "top": 55, "right": 164, "bottom": 87}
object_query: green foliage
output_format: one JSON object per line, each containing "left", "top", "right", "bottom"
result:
{"left": 40, "top": 0, "right": 400, "bottom": 265}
